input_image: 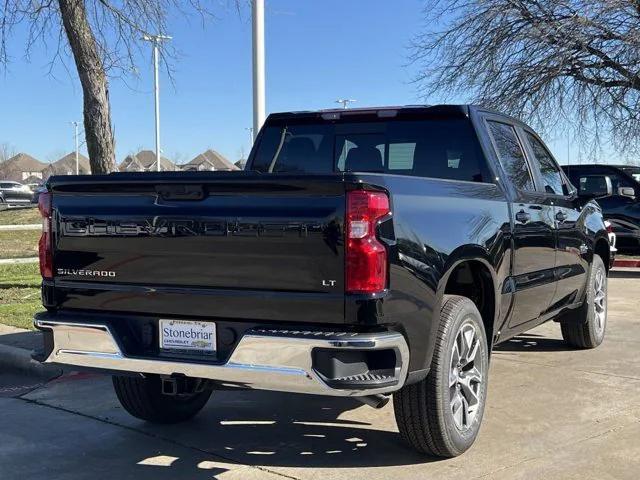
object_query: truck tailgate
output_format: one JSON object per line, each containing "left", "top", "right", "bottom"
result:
{"left": 47, "top": 174, "right": 346, "bottom": 323}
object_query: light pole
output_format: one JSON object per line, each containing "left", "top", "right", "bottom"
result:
{"left": 336, "top": 99, "right": 357, "bottom": 109}
{"left": 71, "top": 121, "right": 80, "bottom": 174}
{"left": 142, "top": 34, "right": 172, "bottom": 172}
{"left": 252, "top": 0, "right": 265, "bottom": 141}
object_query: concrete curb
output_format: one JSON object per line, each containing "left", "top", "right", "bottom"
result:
{"left": 0, "top": 257, "right": 39, "bottom": 264}
{"left": 0, "top": 224, "right": 41, "bottom": 231}
{"left": 0, "top": 343, "right": 61, "bottom": 379}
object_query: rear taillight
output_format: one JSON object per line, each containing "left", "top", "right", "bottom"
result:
{"left": 38, "top": 192, "right": 53, "bottom": 279}
{"left": 346, "top": 190, "right": 390, "bottom": 294}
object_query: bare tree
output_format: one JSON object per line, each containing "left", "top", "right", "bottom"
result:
{"left": 0, "top": 143, "right": 17, "bottom": 164}
{"left": 1, "top": 1, "right": 229, "bottom": 173}
{"left": 413, "top": 0, "right": 640, "bottom": 157}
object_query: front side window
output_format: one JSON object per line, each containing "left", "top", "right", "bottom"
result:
{"left": 487, "top": 121, "right": 534, "bottom": 191}
{"left": 525, "top": 132, "right": 566, "bottom": 195}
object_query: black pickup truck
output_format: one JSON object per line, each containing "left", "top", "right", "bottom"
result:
{"left": 562, "top": 164, "right": 640, "bottom": 254}
{"left": 34, "top": 105, "right": 610, "bottom": 457}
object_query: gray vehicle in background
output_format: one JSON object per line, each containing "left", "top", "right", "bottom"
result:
{"left": 0, "top": 181, "right": 34, "bottom": 205}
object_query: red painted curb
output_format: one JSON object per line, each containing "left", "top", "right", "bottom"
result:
{"left": 614, "top": 259, "right": 640, "bottom": 268}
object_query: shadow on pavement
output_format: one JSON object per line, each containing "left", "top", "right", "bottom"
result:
{"left": 0, "top": 330, "right": 41, "bottom": 351}
{"left": 132, "top": 389, "right": 436, "bottom": 469}
{"left": 609, "top": 269, "right": 640, "bottom": 279}
{"left": 493, "top": 333, "right": 570, "bottom": 353}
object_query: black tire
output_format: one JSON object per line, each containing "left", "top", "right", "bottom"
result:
{"left": 112, "top": 375, "right": 212, "bottom": 424}
{"left": 560, "top": 254, "right": 607, "bottom": 349}
{"left": 393, "top": 295, "right": 489, "bottom": 457}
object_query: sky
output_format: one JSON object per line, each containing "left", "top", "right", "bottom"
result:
{"left": 0, "top": 0, "right": 580, "bottom": 166}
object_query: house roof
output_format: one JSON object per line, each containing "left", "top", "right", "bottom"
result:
{"left": 186, "top": 149, "right": 239, "bottom": 171}
{"left": 119, "top": 150, "right": 176, "bottom": 171}
{"left": 0, "top": 153, "right": 47, "bottom": 182}
{"left": 3, "top": 153, "right": 47, "bottom": 172}
{"left": 43, "top": 152, "right": 91, "bottom": 176}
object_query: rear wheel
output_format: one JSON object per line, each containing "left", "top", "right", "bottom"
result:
{"left": 561, "top": 254, "right": 607, "bottom": 349}
{"left": 393, "top": 295, "right": 489, "bottom": 457}
{"left": 112, "top": 375, "right": 212, "bottom": 424}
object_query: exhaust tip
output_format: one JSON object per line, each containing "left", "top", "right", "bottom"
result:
{"left": 357, "top": 394, "right": 390, "bottom": 409}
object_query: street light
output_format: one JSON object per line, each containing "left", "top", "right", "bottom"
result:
{"left": 142, "top": 33, "right": 172, "bottom": 172}
{"left": 336, "top": 99, "right": 357, "bottom": 109}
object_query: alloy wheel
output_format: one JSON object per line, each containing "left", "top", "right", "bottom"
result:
{"left": 449, "top": 320, "right": 484, "bottom": 431}
{"left": 593, "top": 268, "right": 607, "bottom": 336}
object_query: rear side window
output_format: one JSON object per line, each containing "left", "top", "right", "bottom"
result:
{"left": 487, "top": 121, "right": 535, "bottom": 191}
{"left": 525, "top": 132, "right": 566, "bottom": 195}
{"left": 250, "top": 118, "right": 491, "bottom": 183}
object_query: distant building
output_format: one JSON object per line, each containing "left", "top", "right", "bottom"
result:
{"left": 42, "top": 152, "right": 91, "bottom": 179}
{"left": 235, "top": 158, "right": 247, "bottom": 170}
{"left": 0, "top": 153, "right": 46, "bottom": 182}
{"left": 119, "top": 150, "right": 176, "bottom": 172}
{"left": 183, "top": 149, "right": 239, "bottom": 172}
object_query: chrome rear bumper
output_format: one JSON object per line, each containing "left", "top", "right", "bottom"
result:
{"left": 34, "top": 319, "right": 409, "bottom": 397}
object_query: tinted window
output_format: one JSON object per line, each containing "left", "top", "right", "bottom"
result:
{"left": 336, "top": 134, "right": 386, "bottom": 172}
{"left": 579, "top": 175, "right": 611, "bottom": 196}
{"left": 487, "top": 121, "right": 534, "bottom": 191}
{"left": 563, "top": 166, "right": 603, "bottom": 190}
{"left": 620, "top": 166, "right": 640, "bottom": 183}
{"left": 600, "top": 170, "right": 635, "bottom": 193}
{"left": 251, "top": 119, "right": 490, "bottom": 182}
{"left": 251, "top": 124, "right": 334, "bottom": 174}
{"left": 525, "top": 132, "right": 566, "bottom": 195}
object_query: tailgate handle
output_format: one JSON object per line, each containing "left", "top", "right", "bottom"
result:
{"left": 156, "top": 184, "right": 205, "bottom": 201}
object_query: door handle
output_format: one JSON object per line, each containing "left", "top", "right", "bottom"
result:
{"left": 515, "top": 210, "right": 531, "bottom": 224}
{"left": 555, "top": 211, "right": 568, "bottom": 223}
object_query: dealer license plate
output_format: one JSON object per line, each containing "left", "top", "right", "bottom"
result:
{"left": 159, "top": 319, "right": 216, "bottom": 355}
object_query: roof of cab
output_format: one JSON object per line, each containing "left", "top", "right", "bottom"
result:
{"left": 267, "top": 104, "right": 472, "bottom": 121}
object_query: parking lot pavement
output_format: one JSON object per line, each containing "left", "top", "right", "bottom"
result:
{"left": 1, "top": 270, "right": 639, "bottom": 480}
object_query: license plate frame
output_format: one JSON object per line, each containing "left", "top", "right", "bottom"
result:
{"left": 159, "top": 319, "right": 216, "bottom": 356}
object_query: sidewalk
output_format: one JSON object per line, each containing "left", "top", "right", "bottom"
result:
{"left": 0, "top": 324, "right": 59, "bottom": 379}
{"left": 0, "top": 257, "right": 39, "bottom": 264}
{"left": 0, "top": 224, "right": 41, "bottom": 231}
{"left": 0, "top": 324, "right": 42, "bottom": 351}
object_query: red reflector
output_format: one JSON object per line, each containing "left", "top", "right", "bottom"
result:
{"left": 605, "top": 221, "right": 613, "bottom": 234}
{"left": 346, "top": 190, "right": 390, "bottom": 294}
{"left": 38, "top": 192, "right": 53, "bottom": 279}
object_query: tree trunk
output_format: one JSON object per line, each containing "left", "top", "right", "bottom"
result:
{"left": 58, "top": 0, "right": 116, "bottom": 174}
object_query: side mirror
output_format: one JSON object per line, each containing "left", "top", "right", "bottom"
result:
{"left": 618, "top": 186, "right": 636, "bottom": 198}
{"left": 578, "top": 175, "right": 613, "bottom": 198}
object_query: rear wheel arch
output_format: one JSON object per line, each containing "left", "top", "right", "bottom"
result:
{"left": 439, "top": 256, "right": 498, "bottom": 350}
